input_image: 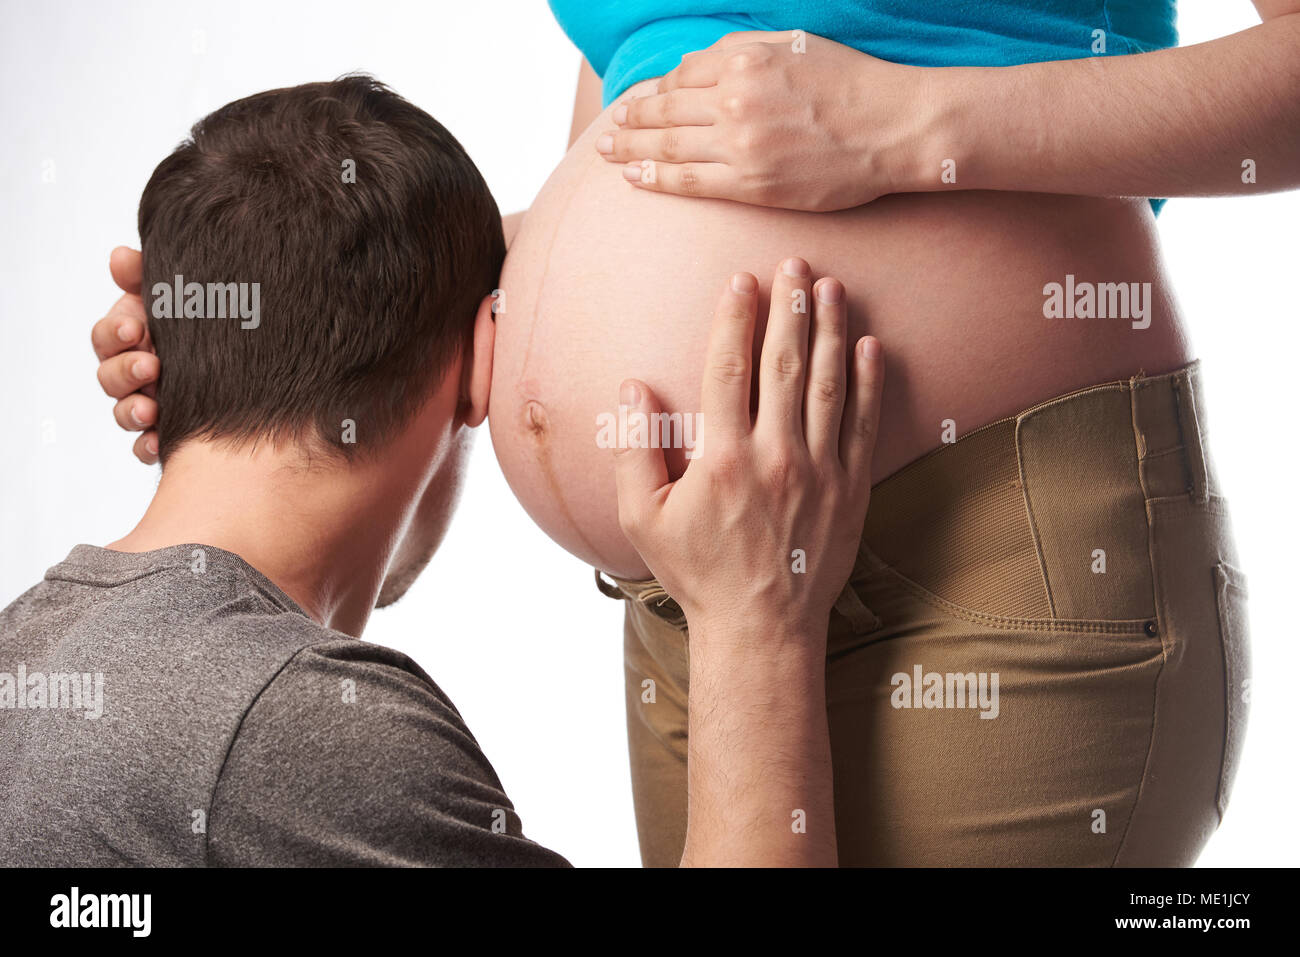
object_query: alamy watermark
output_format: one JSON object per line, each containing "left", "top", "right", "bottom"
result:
{"left": 1043, "top": 274, "right": 1152, "bottom": 330}
{"left": 891, "top": 665, "right": 1000, "bottom": 719}
{"left": 50, "top": 887, "right": 150, "bottom": 937}
{"left": 0, "top": 665, "right": 104, "bottom": 719}
{"left": 151, "top": 273, "right": 260, "bottom": 329}
{"left": 596, "top": 405, "right": 704, "bottom": 459}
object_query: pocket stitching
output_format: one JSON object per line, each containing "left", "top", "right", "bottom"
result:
{"left": 871, "top": 561, "right": 1155, "bottom": 636}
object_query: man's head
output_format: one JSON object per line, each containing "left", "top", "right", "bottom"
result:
{"left": 138, "top": 74, "right": 502, "bottom": 465}
{"left": 136, "top": 76, "right": 502, "bottom": 612}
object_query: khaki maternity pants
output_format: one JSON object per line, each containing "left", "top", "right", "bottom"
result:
{"left": 599, "top": 361, "right": 1250, "bottom": 866}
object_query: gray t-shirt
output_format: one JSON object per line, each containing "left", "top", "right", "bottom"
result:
{"left": 0, "top": 544, "right": 569, "bottom": 867}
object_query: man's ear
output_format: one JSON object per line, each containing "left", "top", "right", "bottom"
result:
{"left": 458, "top": 293, "right": 496, "bottom": 429}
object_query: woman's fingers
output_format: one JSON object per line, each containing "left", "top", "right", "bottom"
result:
{"left": 97, "top": 351, "right": 158, "bottom": 401}
{"left": 655, "top": 34, "right": 788, "bottom": 92}
{"left": 840, "top": 336, "right": 885, "bottom": 482}
{"left": 109, "top": 246, "right": 142, "bottom": 296}
{"left": 804, "top": 278, "right": 848, "bottom": 461}
{"left": 700, "top": 272, "right": 759, "bottom": 443}
{"left": 112, "top": 394, "right": 157, "bottom": 432}
{"left": 755, "top": 258, "right": 812, "bottom": 443}
{"left": 598, "top": 125, "right": 721, "bottom": 165}
{"left": 656, "top": 49, "right": 725, "bottom": 92}
{"left": 100, "top": 246, "right": 160, "bottom": 464}
{"left": 91, "top": 300, "right": 149, "bottom": 361}
{"left": 706, "top": 31, "right": 790, "bottom": 50}
{"left": 94, "top": 249, "right": 152, "bottom": 361}
{"left": 620, "top": 160, "right": 736, "bottom": 200}
{"left": 613, "top": 88, "right": 715, "bottom": 130}
{"left": 132, "top": 431, "right": 159, "bottom": 466}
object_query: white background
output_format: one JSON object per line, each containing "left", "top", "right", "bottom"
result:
{"left": 0, "top": 0, "right": 1294, "bottom": 867}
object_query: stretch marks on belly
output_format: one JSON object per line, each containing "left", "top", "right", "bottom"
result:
{"left": 502, "top": 173, "right": 607, "bottom": 564}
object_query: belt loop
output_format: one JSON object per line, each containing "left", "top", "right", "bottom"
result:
{"left": 1174, "top": 373, "right": 1210, "bottom": 505}
{"left": 594, "top": 568, "right": 625, "bottom": 600}
{"left": 833, "top": 582, "right": 882, "bottom": 634}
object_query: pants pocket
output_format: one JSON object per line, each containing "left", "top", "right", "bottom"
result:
{"left": 1212, "top": 561, "right": 1251, "bottom": 820}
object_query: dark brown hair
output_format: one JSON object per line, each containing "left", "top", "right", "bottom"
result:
{"left": 138, "top": 75, "right": 503, "bottom": 463}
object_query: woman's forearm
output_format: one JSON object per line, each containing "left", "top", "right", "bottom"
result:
{"left": 502, "top": 211, "right": 525, "bottom": 248}
{"left": 916, "top": 14, "right": 1300, "bottom": 199}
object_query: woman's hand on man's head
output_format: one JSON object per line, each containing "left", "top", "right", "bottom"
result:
{"left": 91, "top": 246, "right": 160, "bottom": 464}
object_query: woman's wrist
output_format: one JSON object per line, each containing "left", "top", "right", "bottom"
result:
{"left": 870, "top": 63, "right": 983, "bottom": 197}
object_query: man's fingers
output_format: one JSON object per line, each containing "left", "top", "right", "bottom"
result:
{"left": 841, "top": 336, "right": 885, "bottom": 480}
{"left": 804, "top": 278, "right": 848, "bottom": 461}
{"left": 755, "top": 258, "right": 812, "bottom": 442}
{"left": 112, "top": 394, "right": 158, "bottom": 433}
{"left": 598, "top": 126, "right": 720, "bottom": 165}
{"left": 620, "top": 160, "right": 735, "bottom": 200}
{"left": 97, "top": 351, "right": 158, "bottom": 400}
{"left": 613, "top": 379, "right": 671, "bottom": 534}
{"left": 132, "top": 431, "right": 160, "bottom": 466}
{"left": 109, "top": 246, "right": 142, "bottom": 296}
{"left": 700, "top": 272, "right": 759, "bottom": 442}
{"left": 615, "top": 88, "right": 715, "bottom": 129}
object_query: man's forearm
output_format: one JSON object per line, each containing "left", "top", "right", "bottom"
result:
{"left": 678, "top": 619, "right": 837, "bottom": 868}
{"left": 904, "top": 14, "right": 1300, "bottom": 199}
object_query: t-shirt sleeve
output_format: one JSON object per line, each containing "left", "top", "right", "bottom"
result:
{"left": 206, "top": 639, "right": 571, "bottom": 867}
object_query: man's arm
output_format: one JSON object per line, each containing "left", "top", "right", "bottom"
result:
{"left": 614, "top": 260, "right": 884, "bottom": 866}
{"left": 208, "top": 640, "right": 571, "bottom": 867}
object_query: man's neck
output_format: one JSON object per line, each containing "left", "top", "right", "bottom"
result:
{"left": 108, "top": 441, "right": 423, "bottom": 636}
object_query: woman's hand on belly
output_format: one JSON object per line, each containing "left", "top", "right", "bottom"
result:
{"left": 594, "top": 31, "right": 930, "bottom": 211}
{"left": 599, "top": 17, "right": 1300, "bottom": 207}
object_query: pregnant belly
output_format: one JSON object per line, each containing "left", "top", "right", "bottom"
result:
{"left": 488, "top": 81, "right": 1190, "bottom": 580}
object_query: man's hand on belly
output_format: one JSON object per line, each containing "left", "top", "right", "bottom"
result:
{"left": 610, "top": 256, "right": 885, "bottom": 867}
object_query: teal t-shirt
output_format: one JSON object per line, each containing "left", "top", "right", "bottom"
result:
{"left": 548, "top": 0, "right": 1177, "bottom": 212}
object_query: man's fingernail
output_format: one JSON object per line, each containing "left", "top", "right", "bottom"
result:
{"left": 612, "top": 104, "right": 628, "bottom": 125}
{"left": 817, "top": 278, "right": 843, "bottom": 304}
{"left": 621, "top": 380, "right": 640, "bottom": 405}
{"left": 132, "top": 359, "right": 149, "bottom": 380}
{"left": 782, "top": 257, "right": 810, "bottom": 278}
{"left": 731, "top": 272, "right": 757, "bottom": 294}
{"left": 596, "top": 133, "right": 614, "bottom": 154}
{"left": 117, "top": 320, "right": 137, "bottom": 343}
{"left": 860, "top": 336, "right": 881, "bottom": 358}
